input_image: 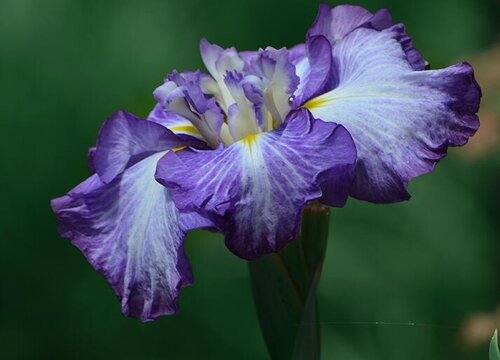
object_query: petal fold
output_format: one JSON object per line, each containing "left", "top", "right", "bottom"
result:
{"left": 156, "top": 109, "right": 356, "bottom": 259}
{"left": 293, "top": 35, "right": 334, "bottom": 106}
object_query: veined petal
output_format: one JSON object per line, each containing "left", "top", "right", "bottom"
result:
{"left": 305, "top": 26, "right": 480, "bottom": 203}
{"left": 307, "top": 4, "right": 392, "bottom": 43}
{"left": 156, "top": 109, "right": 356, "bottom": 259}
{"left": 51, "top": 151, "right": 212, "bottom": 321}
{"left": 93, "top": 111, "right": 189, "bottom": 184}
{"left": 306, "top": 4, "right": 425, "bottom": 70}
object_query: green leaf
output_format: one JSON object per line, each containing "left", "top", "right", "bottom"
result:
{"left": 491, "top": 330, "right": 500, "bottom": 360}
{"left": 249, "top": 203, "right": 330, "bottom": 360}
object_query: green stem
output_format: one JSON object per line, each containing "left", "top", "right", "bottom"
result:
{"left": 249, "top": 203, "right": 330, "bottom": 360}
{"left": 491, "top": 330, "right": 499, "bottom": 360}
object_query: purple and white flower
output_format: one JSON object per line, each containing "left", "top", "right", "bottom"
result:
{"left": 52, "top": 4, "right": 480, "bottom": 321}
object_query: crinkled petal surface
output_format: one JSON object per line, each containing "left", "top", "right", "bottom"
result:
{"left": 156, "top": 109, "right": 356, "bottom": 259}
{"left": 51, "top": 151, "right": 211, "bottom": 321}
{"left": 301, "top": 4, "right": 424, "bottom": 76}
{"left": 93, "top": 111, "right": 189, "bottom": 183}
{"left": 305, "top": 26, "right": 480, "bottom": 203}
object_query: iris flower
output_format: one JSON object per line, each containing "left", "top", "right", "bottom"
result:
{"left": 52, "top": 4, "right": 480, "bottom": 321}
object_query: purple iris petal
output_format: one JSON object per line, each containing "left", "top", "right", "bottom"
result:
{"left": 305, "top": 4, "right": 424, "bottom": 71}
{"left": 293, "top": 35, "right": 334, "bottom": 106}
{"left": 167, "top": 71, "right": 218, "bottom": 116}
{"left": 93, "top": 110, "right": 190, "bottom": 184}
{"left": 392, "top": 25, "right": 427, "bottom": 71}
{"left": 289, "top": 43, "right": 305, "bottom": 64}
{"left": 248, "top": 47, "right": 300, "bottom": 125}
{"left": 154, "top": 70, "right": 225, "bottom": 148}
{"left": 51, "top": 151, "right": 213, "bottom": 321}
{"left": 199, "top": 39, "right": 224, "bottom": 77}
{"left": 239, "top": 50, "right": 260, "bottom": 64}
{"left": 87, "top": 147, "right": 96, "bottom": 173}
{"left": 53, "top": 4, "right": 482, "bottom": 323}
{"left": 304, "top": 25, "right": 480, "bottom": 203}
{"left": 307, "top": 4, "right": 392, "bottom": 43}
{"left": 248, "top": 48, "right": 300, "bottom": 95}
{"left": 148, "top": 103, "right": 181, "bottom": 126}
{"left": 147, "top": 105, "right": 210, "bottom": 149}
{"left": 241, "top": 75, "right": 265, "bottom": 105}
{"left": 155, "top": 109, "right": 356, "bottom": 259}
{"left": 199, "top": 39, "right": 245, "bottom": 111}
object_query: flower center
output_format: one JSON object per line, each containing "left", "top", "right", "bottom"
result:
{"left": 153, "top": 47, "right": 299, "bottom": 149}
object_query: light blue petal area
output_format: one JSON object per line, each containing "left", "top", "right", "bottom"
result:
{"left": 156, "top": 110, "right": 356, "bottom": 259}
{"left": 306, "top": 26, "right": 480, "bottom": 203}
{"left": 93, "top": 110, "right": 190, "bottom": 184}
{"left": 51, "top": 152, "right": 210, "bottom": 321}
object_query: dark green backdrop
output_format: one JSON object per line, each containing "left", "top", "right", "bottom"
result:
{"left": 1, "top": 0, "right": 499, "bottom": 359}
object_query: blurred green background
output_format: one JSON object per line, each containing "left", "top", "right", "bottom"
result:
{"left": 1, "top": 0, "right": 499, "bottom": 359}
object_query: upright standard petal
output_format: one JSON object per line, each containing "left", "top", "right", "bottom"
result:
{"left": 248, "top": 47, "right": 299, "bottom": 125}
{"left": 200, "top": 39, "right": 245, "bottom": 112}
{"left": 304, "top": 26, "right": 480, "bottom": 203}
{"left": 93, "top": 110, "right": 189, "bottom": 183}
{"left": 153, "top": 71, "right": 226, "bottom": 148}
{"left": 156, "top": 110, "right": 356, "bottom": 259}
{"left": 51, "top": 151, "right": 211, "bottom": 321}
